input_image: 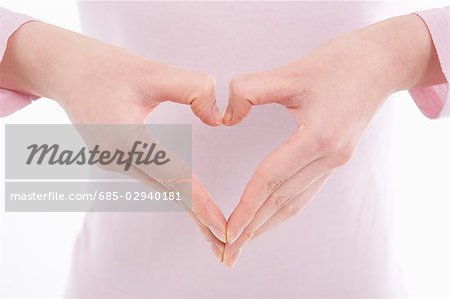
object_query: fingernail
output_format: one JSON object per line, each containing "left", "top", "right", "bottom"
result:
{"left": 211, "top": 243, "right": 224, "bottom": 263}
{"left": 229, "top": 248, "right": 242, "bottom": 267}
{"left": 226, "top": 228, "right": 242, "bottom": 245}
{"left": 210, "top": 227, "right": 227, "bottom": 244}
{"left": 212, "top": 103, "right": 222, "bottom": 125}
{"left": 222, "top": 106, "right": 232, "bottom": 126}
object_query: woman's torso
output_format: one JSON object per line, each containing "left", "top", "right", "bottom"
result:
{"left": 66, "top": 2, "right": 408, "bottom": 298}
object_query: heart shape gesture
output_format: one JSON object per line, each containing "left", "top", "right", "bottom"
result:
{"left": 2, "top": 17, "right": 443, "bottom": 268}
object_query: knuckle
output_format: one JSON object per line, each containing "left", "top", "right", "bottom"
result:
{"left": 242, "top": 228, "right": 255, "bottom": 241}
{"left": 271, "top": 192, "right": 296, "bottom": 210}
{"left": 254, "top": 169, "right": 284, "bottom": 195}
{"left": 315, "top": 132, "right": 342, "bottom": 154}
{"left": 273, "top": 194, "right": 287, "bottom": 209}
{"left": 282, "top": 205, "right": 301, "bottom": 219}
{"left": 332, "top": 145, "right": 354, "bottom": 167}
{"left": 267, "top": 177, "right": 284, "bottom": 195}
{"left": 190, "top": 97, "right": 210, "bottom": 117}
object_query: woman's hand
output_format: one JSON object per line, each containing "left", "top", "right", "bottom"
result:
{"left": 0, "top": 21, "right": 227, "bottom": 260}
{"left": 221, "top": 14, "right": 445, "bottom": 267}
{"left": 0, "top": 21, "right": 223, "bottom": 125}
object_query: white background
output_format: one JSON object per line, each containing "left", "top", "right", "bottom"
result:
{"left": 0, "top": 1, "right": 448, "bottom": 298}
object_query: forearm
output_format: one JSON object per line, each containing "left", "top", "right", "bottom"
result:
{"left": 1, "top": 11, "right": 446, "bottom": 110}
{"left": 0, "top": 21, "right": 145, "bottom": 102}
{"left": 0, "top": 21, "right": 72, "bottom": 98}
{"left": 355, "top": 14, "right": 446, "bottom": 93}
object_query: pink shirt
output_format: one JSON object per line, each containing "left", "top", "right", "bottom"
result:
{"left": 410, "top": 7, "right": 450, "bottom": 118}
{"left": 0, "top": 7, "right": 38, "bottom": 116}
{"left": 1, "top": 4, "right": 449, "bottom": 298}
{"left": 1, "top": 6, "right": 450, "bottom": 119}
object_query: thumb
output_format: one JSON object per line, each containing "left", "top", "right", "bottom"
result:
{"left": 223, "top": 68, "right": 297, "bottom": 126}
{"left": 148, "top": 65, "right": 222, "bottom": 126}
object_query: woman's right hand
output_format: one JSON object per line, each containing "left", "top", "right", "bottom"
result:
{"left": 0, "top": 21, "right": 227, "bottom": 261}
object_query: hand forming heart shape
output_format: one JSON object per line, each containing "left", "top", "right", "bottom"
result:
{"left": 7, "top": 19, "right": 434, "bottom": 269}
{"left": 43, "top": 26, "right": 393, "bottom": 268}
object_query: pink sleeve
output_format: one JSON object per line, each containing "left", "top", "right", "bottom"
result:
{"left": 409, "top": 7, "right": 450, "bottom": 119}
{"left": 0, "top": 7, "right": 38, "bottom": 117}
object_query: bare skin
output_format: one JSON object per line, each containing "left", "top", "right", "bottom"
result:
{"left": 222, "top": 14, "right": 445, "bottom": 266}
{"left": 0, "top": 21, "right": 228, "bottom": 262}
{"left": 0, "top": 14, "right": 445, "bottom": 266}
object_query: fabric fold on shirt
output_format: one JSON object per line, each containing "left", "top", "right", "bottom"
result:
{"left": 0, "top": 7, "right": 37, "bottom": 117}
{"left": 410, "top": 6, "right": 450, "bottom": 118}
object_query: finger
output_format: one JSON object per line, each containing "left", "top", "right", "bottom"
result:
{"left": 149, "top": 65, "right": 222, "bottom": 126}
{"left": 124, "top": 127, "right": 226, "bottom": 243}
{"left": 223, "top": 68, "right": 297, "bottom": 126}
{"left": 223, "top": 242, "right": 243, "bottom": 268}
{"left": 223, "top": 174, "right": 329, "bottom": 267}
{"left": 190, "top": 174, "right": 227, "bottom": 243}
{"left": 235, "top": 157, "right": 334, "bottom": 242}
{"left": 126, "top": 165, "right": 166, "bottom": 191}
{"left": 137, "top": 158, "right": 227, "bottom": 244}
{"left": 170, "top": 177, "right": 226, "bottom": 262}
{"left": 253, "top": 174, "right": 329, "bottom": 238}
{"left": 185, "top": 207, "right": 225, "bottom": 263}
{"left": 130, "top": 164, "right": 226, "bottom": 254}
{"left": 226, "top": 127, "right": 324, "bottom": 244}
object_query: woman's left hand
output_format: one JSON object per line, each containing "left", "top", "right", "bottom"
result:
{"left": 221, "top": 14, "right": 445, "bottom": 267}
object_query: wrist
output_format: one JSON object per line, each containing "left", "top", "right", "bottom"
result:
{"left": 355, "top": 14, "right": 445, "bottom": 94}
{"left": 0, "top": 21, "right": 57, "bottom": 97}
{"left": 0, "top": 21, "right": 140, "bottom": 104}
